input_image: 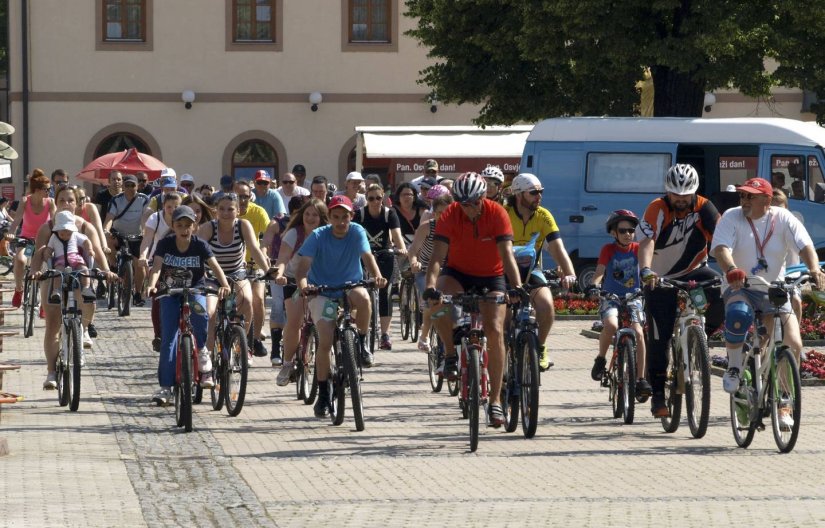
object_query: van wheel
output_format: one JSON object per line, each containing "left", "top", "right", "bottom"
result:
{"left": 574, "top": 262, "right": 597, "bottom": 293}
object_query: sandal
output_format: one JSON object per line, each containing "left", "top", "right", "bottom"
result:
{"left": 488, "top": 404, "right": 504, "bottom": 428}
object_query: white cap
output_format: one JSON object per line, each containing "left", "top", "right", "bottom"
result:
{"left": 160, "top": 167, "right": 176, "bottom": 179}
{"left": 53, "top": 210, "right": 77, "bottom": 232}
{"left": 726, "top": 184, "right": 736, "bottom": 192}
{"left": 180, "top": 173, "right": 194, "bottom": 183}
{"left": 510, "top": 173, "right": 543, "bottom": 194}
{"left": 346, "top": 171, "right": 364, "bottom": 182}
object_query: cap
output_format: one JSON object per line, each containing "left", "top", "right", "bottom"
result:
{"left": 292, "top": 164, "right": 306, "bottom": 174}
{"left": 346, "top": 171, "right": 364, "bottom": 182}
{"left": 180, "top": 173, "right": 194, "bottom": 183}
{"left": 172, "top": 205, "right": 198, "bottom": 223}
{"left": 424, "top": 159, "right": 439, "bottom": 172}
{"left": 53, "top": 210, "right": 77, "bottom": 232}
{"left": 160, "top": 176, "right": 177, "bottom": 189}
{"left": 328, "top": 195, "right": 354, "bottom": 212}
{"left": 220, "top": 175, "right": 233, "bottom": 186}
{"left": 736, "top": 177, "right": 773, "bottom": 196}
{"left": 725, "top": 184, "right": 737, "bottom": 192}
{"left": 419, "top": 176, "right": 438, "bottom": 190}
{"left": 254, "top": 170, "right": 271, "bottom": 182}
{"left": 123, "top": 174, "right": 138, "bottom": 184}
{"left": 160, "top": 167, "right": 176, "bottom": 179}
{"left": 365, "top": 173, "right": 382, "bottom": 183}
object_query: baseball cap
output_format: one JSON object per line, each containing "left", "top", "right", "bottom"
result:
{"left": 424, "top": 159, "right": 439, "bottom": 172}
{"left": 254, "top": 170, "right": 271, "bottom": 182}
{"left": 292, "top": 164, "right": 306, "bottom": 174}
{"left": 52, "top": 211, "right": 78, "bottom": 232}
{"left": 220, "top": 175, "right": 233, "bottom": 186}
{"left": 180, "top": 173, "right": 194, "bottom": 183}
{"left": 328, "top": 195, "right": 354, "bottom": 212}
{"left": 160, "top": 176, "right": 177, "bottom": 189}
{"left": 736, "top": 177, "right": 773, "bottom": 196}
{"left": 419, "top": 176, "right": 438, "bottom": 190}
{"left": 346, "top": 171, "right": 364, "bottom": 182}
{"left": 123, "top": 174, "right": 138, "bottom": 184}
{"left": 172, "top": 205, "right": 198, "bottom": 223}
{"left": 160, "top": 167, "right": 176, "bottom": 179}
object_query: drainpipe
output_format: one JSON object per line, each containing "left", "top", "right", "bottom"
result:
{"left": 21, "top": 0, "right": 30, "bottom": 179}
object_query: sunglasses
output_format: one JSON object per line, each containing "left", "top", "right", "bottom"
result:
{"left": 124, "top": 183, "right": 137, "bottom": 188}
{"left": 527, "top": 189, "right": 544, "bottom": 196}
{"left": 180, "top": 182, "right": 194, "bottom": 187}
{"left": 367, "top": 196, "right": 384, "bottom": 202}
{"left": 738, "top": 193, "right": 762, "bottom": 200}
{"left": 281, "top": 181, "right": 296, "bottom": 185}
{"left": 237, "top": 194, "right": 251, "bottom": 200}
{"left": 256, "top": 181, "right": 271, "bottom": 185}
{"left": 138, "top": 179, "right": 148, "bottom": 184}
{"left": 616, "top": 228, "right": 635, "bottom": 235}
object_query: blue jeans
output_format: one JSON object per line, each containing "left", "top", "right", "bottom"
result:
{"left": 158, "top": 294, "right": 208, "bottom": 388}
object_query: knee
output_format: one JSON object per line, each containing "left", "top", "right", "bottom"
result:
{"left": 724, "top": 301, "right": 753, "bottom": 344}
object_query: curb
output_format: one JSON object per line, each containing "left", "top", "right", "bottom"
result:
{"left": 556, "top": 314, "right": 598, "bottom": 320}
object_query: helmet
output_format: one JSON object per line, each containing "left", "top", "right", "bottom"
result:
{"left": 426, "top": 184, "right": 450, "bottom": 200}
{"left": 480, "top": 166, "right": 504, "bottom": 183}
{"left": 510, "top": 173, "right": 542, "bottom": 194}
{"left": 605, "top": 209, "right": 639, "bottom": 233}
{"left": 665, "top": 164, "right": 699, "bottom": 195}
{"left": 453, "top": 172, "right": 487, "bottom": 203}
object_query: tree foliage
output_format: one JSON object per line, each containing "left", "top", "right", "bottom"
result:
{"left": 405, "top": 0, "right": 825, "bottom": 124}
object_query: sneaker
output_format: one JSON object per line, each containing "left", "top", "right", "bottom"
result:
{"left": 635, "top": 378, "right": 652, "bottom": 403}
{"left": 132, "top": 292, "right": 145, "bottom": 307}
{"left": 87, "top": 322, "right": 98, "bottom": 338}
{"left": 435, "top": 358, "right": 445, "bottom": 376}
{"left": 152, "top": 336, "right": 161, "bottom": 352}
{"left": 313, "top": 392, "right": 332, "bottom": 418}
{"left": 488, "top": 404, "right": 504, "bottom": 428}
{"left": 270, "top": 349, "right": 283, "bottom": 367}
{"left": 81, "top": 287, "right": 97, "bottom": 303}
{"left": 43, "top": 372, "right": 57, "bottom": 390}
{"left": 591, "top": 355, "right": 607, "bottom": 381}
{"left": 152, "top": 387, "right": 172, "bottom": 406}
{"left": 79, "top": 348, "right": 86, "bottom": 368}
{"left": 198, "top": 347, "right": 213, "bottom": 373}
{"left": 276, "top": 362, "right": 294, "bottom": 386}
{"left": 253, "top": 338, "right": 267, "bottom": 357}
{"left": 11, "top": 289, "right": 22, "bottom": 308}
{"left": 723, "top": 367, "right": 741, "bottom": 394}
{"left": 360, "top": 335, "right": 374, "bottom": 368}
{"left": 778, "top": 402, "right": 794, "bottom": 432}
{"left": 443, "top": 354, "right": 459, "bottom": 381}
{"left": 200, "top": 372, "right": 215, "bottom": 389}
{"left": 417, "top": 338, "right": 430, "bottom": 352}
{"left": 538, "top": 345, "right": 554, "bottom": 370}
{"left": 49, "top": 292, "right": 62, "bottom": 304}
{"left": 380, "top": 333, "right": 392, "bottom": 350}
{"left": 82, "top": 329, "right": 93, "bottom": 349}
{"left": 651, "top": 392, "right": 669, "bottom": 418}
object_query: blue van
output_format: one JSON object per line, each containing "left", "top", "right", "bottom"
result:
{"left": 520, "top": 117, "right": 825, "bottom": 286}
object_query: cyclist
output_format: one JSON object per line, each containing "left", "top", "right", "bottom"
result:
{"left": 422, "top": 172, "right": 523, "bottom": 427}
{"left": 504, "top": 173, "right": 577, "bottom": 370}
{"left": 710, "top": 178, "right": 824, "bottom": 410}
{"left": 251, "top": 170, "right": 287, "bottom": 220}
{"left": 103, "top": 174, "right": 150, "bottom": 307}
{"left": 146, "top": 206, "right": 230, "bottom": 404}
{"left": 295, "top": 195, "right": 386, "bottom": 418}
{"left": 481, "top": 166, "right": 505, "bottom": 204}
{"left": 589, "top": 210, "right": 651, "bottom": 397}
{"left": 271, "top": 198, "right": 329, "bottom": 386}
{"left": 393, "top": 182, "right": 427, "bottom": 249}
{"left": 334, "top": 172, "right": 367, "bottom": 209}
{"left": 638, "top": 163, "right": 723, "bottom": 418}
{"left": 41, "top": 211, "right": 97, "bottom": 304}
{"left": 182, "top": 193, "right": 215, "bottom": 225}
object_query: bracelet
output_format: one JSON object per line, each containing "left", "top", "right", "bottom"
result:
{"left": 726, "top": 265, "right": 737, "bottom": 272}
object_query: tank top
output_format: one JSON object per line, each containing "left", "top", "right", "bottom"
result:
{"left": 21, "top": 196, "right": 51, "bottom": 239}
{"left": 208, "top": 219, "right": 245, "bottom": 274}
{"left": 419, "top": 219, "right": 436, "bottom": 270}
{"left": 79, "top": 205, "right": 91, "bottom": 223}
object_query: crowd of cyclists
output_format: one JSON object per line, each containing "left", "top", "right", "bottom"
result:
{"left": 4, "top": 157, "right": 824, "bottom": 438}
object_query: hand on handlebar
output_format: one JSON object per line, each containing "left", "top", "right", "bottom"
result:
{"left": 374, "top": 276, "right": 388, "bottom": 289}
{"left": 560, "top": 274, "right": 576, "bottom": 290}
{"left": 217, "top": 285, "right": 231, "bottom": 300}
{"left": 726, "top": 267, "right": 747, "bottom": 290}
{"left": 422, "top": 287, "right": 442, "bottom": 304}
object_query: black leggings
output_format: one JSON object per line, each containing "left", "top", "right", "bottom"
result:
{"left": 375, "top": 252, "right": 395, "bottom": 318}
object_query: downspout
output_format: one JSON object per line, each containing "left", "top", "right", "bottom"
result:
{"left": 21, "top": 0, "right": 29, "bottom": 179}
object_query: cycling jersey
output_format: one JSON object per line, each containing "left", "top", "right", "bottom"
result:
{"left": 434, "top": 199, "right": 513, "bottom": 277}
{"left": 505, "top": 204, "right": 560, "bottom": 268}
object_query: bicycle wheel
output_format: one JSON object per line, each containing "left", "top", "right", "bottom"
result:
{"left": 300, "top": 324, "right": 319, "bottom": 405}
{"left": 210, "top": 337, "right": 225, "bottom": 411}
{"left": 467, "top": 346, "right": 481, "bottom": 452}
{"left": 342, "top": 328, "right": 365, "bottom": 432}
{"left": 730, "top": 357, "right": 757, "bottom": 448}
{"left": 399, "top": 280, "right": 411, "bottom": 340}
{"left": 332, "top": 337, "right": 346, "bottom": 426}
{"left": 176, "top": 335, "right": 194, "bottom": 432}
{"left": 117, "top": 260, "right": 132, "bottom": 317}
{"left": 609, "top": 354, "right": 622, "bottom": 419}
{"left": 685, "top": 326, "right": 711, "bottom": 439}
{"left": 771, "top": 346, "right": 801, "bottom": 453}
{"left": 427, "top": 328, "right": 444, "bottom": 393}
{"left": 519, "top": 331, "right": 540, "bottom": 438}
{"left": 57, "top": 328, "right": 70, "bottom": 407}
{"left": 619, "top": 335, "right": 636, "bottom": 425}
{"left": 23, "top": 275, "right": 37, "bottom": 338}
{"left": 224, "top": 325, "right": 248, "bottom": 417}
{"left": 68, "top": 319, "right": 82, "bottom": 412}
{"left": 411, "top": 285, "right": 421, "bottom": 343}
{"left": 661, "top": 341, "right": 683, "bottom": 433}
{"left": 368, "top": 288, "right": 379, "bottom": 354}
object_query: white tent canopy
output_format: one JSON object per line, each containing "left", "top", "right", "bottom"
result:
{"left": 357, "top": 125, "right": 532, "bottom": 160}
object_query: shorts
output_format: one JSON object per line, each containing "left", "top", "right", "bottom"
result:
{"left": 599, "top": 298, "right": 645, "bottom": 324}
{"left": 308, "top": 295, "right": 339, "bottom": 324}
{"left": 723, "top": 286, "right": 792, "bottom": 315}
{"left": 441, "top": 267, "right": 506, "bottom": 294}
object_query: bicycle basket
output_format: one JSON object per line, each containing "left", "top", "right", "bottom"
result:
{"left": 513, "top": 232, "right": 540, "bottom": 283}
{"left": 768, "top": 286, "right": 788, "bottom": 309}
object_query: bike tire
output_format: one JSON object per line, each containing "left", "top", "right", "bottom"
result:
{"left": 57, "top": 327, "right": 70, "bottom": 407}
{"left": 468, "top": 346, "right": 481, "bottom": 452}
{"left": 661, "top": 341, "right": 683, "bottom": 433}
{"left": 368, "top": 288, "right": 379, "bottom": 354}
{"left": 620, "top": 335, "right": 636, "bottom": 425}
{"left": 224, "top": 325, "right": 248, "bottom": 417}
{"left": 503, "top": 335, "right": 519, "bottom": 433}
{"left": 117, "top": 260, "right": 132, "bottom": 317}
{"left": 342, "top": 328, "right": 365, "bottom": 432}
{"left": 411, "top": 284, "right": 421, "bottom": 343}
{"left": 68, "top": 319, "right": 82, "bottom": 412}
{"left": 107, "top": 279, "right": 116, "bottom": 310}
{"left": 609, "top": 354, "right": 622, "bottom": 419}
{"left": 332, "top": 337, "right": 346, "bottom": 426}
{"left": 210, "top": 335, "right": 225, "bottom": 411}
{"left": 23, "top": 275, "right": 37, "bottom": 338}
{"left": 519, "top": 331, "right": 540, "bottom": 438}
{"left": 685, "top": 325, "right": 711, "bottom": 439}
{"left": 427, "top": 328, "right": 444, "bottom": 393}
{"left": 300, "top": 325, "right": 319, "bottom": 405}
{"left": 730, "top": 357, "right": 757, "bottom": 448}
{"left": 771, "top": 346, "right": 801, "bottom": 453}
{"left": 177, "top": 335, "right": 194, "bottom": 432}
{"left": 399, "top": 280, "right": 410, "bottom": 340}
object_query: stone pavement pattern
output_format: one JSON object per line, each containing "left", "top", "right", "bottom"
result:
{"left": 1, "top": 303, "right": 825, "bottom": 527}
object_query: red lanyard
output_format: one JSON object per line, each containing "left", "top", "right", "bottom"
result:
{"left": 746, "top": 212, "right": 776, "bottom": 261}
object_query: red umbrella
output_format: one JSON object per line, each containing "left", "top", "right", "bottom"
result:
{"left": 76, "top": 148, "right": 167, "bottom": 182}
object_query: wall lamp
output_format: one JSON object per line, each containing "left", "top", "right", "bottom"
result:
{"left": 182, "top": 90, "right": 196, "bottom": 110}
{"left": 703, "top": 92, "right": 716, "bottom": 113}
{"left": 429, "top": 93, "right": 439, "bottom": 113}
{"left": 309, "top": 91, "right": 323, "bottom": 112}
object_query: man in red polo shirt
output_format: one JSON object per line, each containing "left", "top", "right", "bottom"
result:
{"left": 423, "top": 172, "right": 523, "bottom": 427}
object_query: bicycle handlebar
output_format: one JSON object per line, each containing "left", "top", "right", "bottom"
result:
{"left": 38, "top": 268, "right": 108, "bottom": 281}
{"left": 658, "top": 276, "right": 722, "bottom": 291}
{"left": 598, "top": 289, "right": 645, "bottom": 303}
{"left": 308, "top": 279, "right": 377, "bottom": 295}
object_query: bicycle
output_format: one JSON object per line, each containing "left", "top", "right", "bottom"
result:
{"left": 294, "top": 300, "right": 319, "bottom": 405}
{"left": 206, "top": 276, "right": 249, "bottom": 416}
{"left": 657, "top": 276, "right": 721, "bottom": 438}
{"left": 440, "top": 289, "right": 507, "bottom": 452}
{"left": 310, "top": 279, "right": 375, "bottom": 432}
{"left": 108, "top": 229, "right": 142, "bottom": 317}
{"left": 17, "top": 238, "right": 39, "bottom": 338}
{"left": 597, "top": 289, "right": 645, "bottom": 425}
{"left": 38, "top": 267, "right": 104, "bottom": 412}
{"left": 399, "top": 269, "right": 421, "bottom": 343}
{"left": 730, "top": 273, "right": 809, "bottom": 453}
{"left": 370, "top": 248, "right": 403, "bottom": 352}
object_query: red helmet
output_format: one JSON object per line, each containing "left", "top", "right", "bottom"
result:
{"left": 605, "top": 209, "right": 639, "bottom": 233}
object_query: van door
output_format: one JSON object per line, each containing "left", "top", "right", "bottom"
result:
{"left": 534, "top": 146, "right": 584, "bottom": 255}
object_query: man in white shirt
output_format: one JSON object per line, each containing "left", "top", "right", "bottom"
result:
{"left": 276, "top": 172, "right": 310, "bottom": 207}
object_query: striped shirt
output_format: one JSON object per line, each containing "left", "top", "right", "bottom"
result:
{"left": 419, "top": 219, "right": 437, "bottom": 270}
{"left": 208, "top": 219, "right": 245, "bottom": 274}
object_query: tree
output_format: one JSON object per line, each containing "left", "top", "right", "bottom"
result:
{"left": 405, "top": 0, "right": 825, "bottom": 124}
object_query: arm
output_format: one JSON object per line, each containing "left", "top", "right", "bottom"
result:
{"left": 83, "top": 223, "right": 112, "bottom": 273}
{"left": 102, "top": 211, "right": 114, "bottom": 233}
{"left": 29, "top": 223, "right": 52, "bottom": 273}
{"left": 295, "top": 255, "right": 313, "bottom": 293}
{"left": 6, "top": 195, "right": 25, "bottom": 237}
{"left": 799, "top": 245, "right": 825, "bottom": 290}
{"left": 361, "top": 251, "right": 387, "bottom": 288}
{"left": 273, "top": 240, "right": 295, "bottom": 285}
{"left": 205, "top": 256, "right": 231, "bottom": 298}
{"left": 425, "top": 239, "right": 448, "bottom": 290}
{"left": 544, "top": 238, "right": 576, "bottom": 278}
{"left": 261, "top": 219, "right": 279, "bottom": 252}
{"left": 84, "top": 203, "right": 109, "bottom": 253}
{"left": 638, "top": 236, "right": 654, "bottom": 269}
{"left": 592, "top": 264, "right": 606, "bottom": 289}
{"left": 138, "top": 217, "right": 157, "bottom": 262}
{"left": 497, "top": 239, "right": 522, "bottom": 289}
{"left": 390, "top": 227, "right": 407, "bottom": 255}
{"left": 242, "top": 220, "right": 271, "bottom": 271}
{"left": 146, "top": 255, "right": 164, "bottom": 294}
{"left": 407, "top": 222, "right": 428, "bottom": 272}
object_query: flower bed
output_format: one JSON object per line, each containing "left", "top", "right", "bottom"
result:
{"left": 801, "top": 351, "right": 825, "bottom": 380}
{"left": 554, "top": 293, "right": 599, "bottom": 316}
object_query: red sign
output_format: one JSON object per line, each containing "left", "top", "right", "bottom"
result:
{"left": 0, "top": 185, "right": 14, "bottom": 201}
{"left": 719, "top": 157, "right": 758, "bottom": 170}
{"left": 365, "top": 157, "right": 522, "bottom": 175}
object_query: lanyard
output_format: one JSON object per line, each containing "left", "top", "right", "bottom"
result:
{"left": 746, "top": 212, "right": 776, "bottom": 261}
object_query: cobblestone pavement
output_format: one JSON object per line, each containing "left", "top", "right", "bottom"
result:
{"left": 2, "top": 303, "right": 825, "bottom": 527}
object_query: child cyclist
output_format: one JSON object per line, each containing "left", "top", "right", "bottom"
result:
{"left": 590, "top": 209, "right": 651, "bottom": 399}
{"left": 41, "top": 211, "right": 97, "bottom": 304}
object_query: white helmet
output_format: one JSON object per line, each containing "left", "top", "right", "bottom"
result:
{"left": 480, "top": 166, "right": 504, "bottom": 183}
{"left": 453, "top": 172, "right": 487, "bottom": 203}
{"left": 510, "top": 173, "right": 542, "bottom": 194}
{"left": 665, "top": 164, "right": 699, "bottom": 195}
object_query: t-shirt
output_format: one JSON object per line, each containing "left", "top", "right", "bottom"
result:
{"left": 395, "top": 206, "right": 422, "bottom": 247}
{"left": 298, "top": 223, "right": 370, "bottom": 290}
{"left": 276, "top": 187, "right": 310, "bottom": 209}
{"left": 154, "top": 235, "right": 214, "bottom": 288}
{"left": 505, "top": 204, "right": 560, "bottom": 268}
{"left": 598, "top": 242, "right": 641, "bottom": 296}
{"left": 639, "top": 195, "right": 719, "bottom": 278}
{"left": 93, "top": 188, "right": 116, "bottom": 217}
{"left": 333, "top": 190, "right": 367, "bottom": 209}
{"left": 145, "top": 211, "right": 171, "bottom": 258}
{"left": 434, "top": 199, "right": 513, "bottom": 277}
{"left": 354, "top": 205, "right": 400, "bottom": 251}
{"left": 107, "top": 192, "right": 149, "bottom": 235}
{"left": 281, "top": 226, "right": 307, "bottom": 278}
{"left": 238, "top": 202, "right": 269, "bottom": 263}
{"left": 253, "top": 188, "right": 286, "bottom": 219}
{"left": 710, "top": 206, "right": 812, "bottom": 286}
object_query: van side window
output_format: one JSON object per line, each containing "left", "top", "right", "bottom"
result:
{"left": 770, "top": 155, "right": 805, "bottom": 201}
{"left": 809, "top": 156, "right": 825, "bottom": 203}
{"left": 586, "top": 153, "right": 670, "bottom": 193}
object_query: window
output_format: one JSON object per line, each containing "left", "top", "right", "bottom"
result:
{"left": 770, "top": 155, "right": 806, "bottom": 201}
{"left": 227, "top": 0, "right": 283, "bottom": 51}
{"left": 809, "top": 156, "right": 825, "bottom": 203}
{"left": 96, "top": 0, "right": 153, "bottom": 50}
{"left": 586, "top": 153, "right": 671, "bottom": 193}
{"left": 342, "top": 0, "right": 397, "bottom": 52}
{"left": 232, "top": 140, "right": 278, "bottom": 182}
{"left": 94, "top": 133, "right": 151, "bottom": 159}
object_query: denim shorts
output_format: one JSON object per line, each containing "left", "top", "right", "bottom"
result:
{"left": 723, "top": 286, "right": 791, "bottom": 314}
{"left": 599, "top": 298, "right": 645, "bottom": 324}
